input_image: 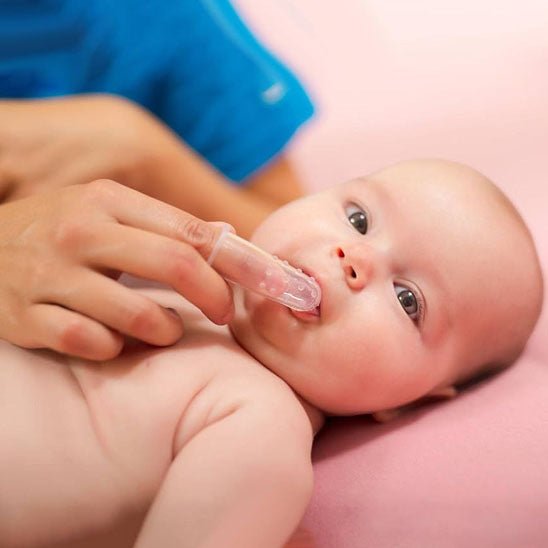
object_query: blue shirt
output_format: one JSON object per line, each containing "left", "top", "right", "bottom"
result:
{"left": 0, "top": 0, "right": 314, "bottom": 183}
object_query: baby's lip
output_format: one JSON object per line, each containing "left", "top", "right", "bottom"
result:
{"left": 290, "top": 306, "right": 321, "bottom": 322}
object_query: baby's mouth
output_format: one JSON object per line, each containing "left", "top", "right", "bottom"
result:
{"left": 289, "top": 304, "right": 321, "bottom": 322}
{"left": 287, "top": 266, "right": 322, "bottom": 321}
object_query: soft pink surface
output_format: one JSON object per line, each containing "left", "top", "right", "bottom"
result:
{"left": 239, "top": 2, "right": 548, "bottom": 546}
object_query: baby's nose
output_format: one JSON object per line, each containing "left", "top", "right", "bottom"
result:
{"left": 336, "top": 243, "right": 378, "bottom": 290}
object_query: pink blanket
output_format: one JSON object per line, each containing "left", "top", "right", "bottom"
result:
{"left": 238, "top": 1, "right": 548, "bottom": 545}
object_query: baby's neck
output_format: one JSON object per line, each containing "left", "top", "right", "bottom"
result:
{"left": 227, "top": 324, "right": 325, "bottom": 435}
{"left": 296, "top": 396, "right": 325, "bottom": 435}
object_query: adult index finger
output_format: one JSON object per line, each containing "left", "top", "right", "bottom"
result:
{"left": 94, "top": 181, "right": 320, "bottom": 312}
{"left": 85, "top": 222, "right": 234, "bottom": 325}
{"left": 97, "top": 180, "right": 224, "bottom": 259}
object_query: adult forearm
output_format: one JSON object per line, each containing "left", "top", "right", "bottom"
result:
{"left": 142, "top": 140, "right": 275, "bottom": 239}
{"left": 0, "top": 95, "right": 304, "bottom": 238}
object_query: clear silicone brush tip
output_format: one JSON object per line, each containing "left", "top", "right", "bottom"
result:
{"left": 273, "top": 261, "right": 321, "bottom": 312}
{"left": 208, "top": 229, "right": 322, "bottom": 312}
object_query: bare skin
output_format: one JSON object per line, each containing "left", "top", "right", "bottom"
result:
{"left": 231, "top": 159, "right": 543, "bottom": 416}
{"left": 0, "top": 288, "right": 318, "bottom": 548}
{"left": 0, "top": 180, "right": 236, "bottom": 360}
{"left": 0, "top": 95, "right": 305, "bottom": 238}
{"left": 0, "top": 160, "right": 542, "bottom": 547}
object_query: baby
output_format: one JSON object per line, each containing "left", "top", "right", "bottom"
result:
{"left": 0, "top": 159, "right": 543, "bottom": 548}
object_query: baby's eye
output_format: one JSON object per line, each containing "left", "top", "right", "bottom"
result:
{"left": 394, "top": 284, "right": 419, "bottom": 320}
{"left": 345, "top": 203, "right": 368, "bottom": 234}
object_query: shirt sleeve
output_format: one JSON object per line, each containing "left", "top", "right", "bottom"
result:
{"left": 0, "top": 0, "right": 315, "bottom": 185}
{"left": 150, "top": 0, "right": 315, "bottom": 184}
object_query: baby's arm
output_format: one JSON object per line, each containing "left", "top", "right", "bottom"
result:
{"left": 134, "top": 383, "right": 314, "bottom": 548}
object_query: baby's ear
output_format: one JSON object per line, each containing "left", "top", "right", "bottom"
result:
{"left": 371, "top": 386, "right": 458, "bottom": 423}
{"left": 371, "top": 408, "right": 404, "bottom": 423}
{"left": 426, "top": 385, "right": 458, "bottom": 399}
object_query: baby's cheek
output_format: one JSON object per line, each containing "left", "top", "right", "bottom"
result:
{"left": 316, "top": 324, "right": 386, "bottom": 379}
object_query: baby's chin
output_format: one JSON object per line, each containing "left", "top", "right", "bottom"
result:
{"left": 227, "top": 287, "right": 267, "bottom": 361}
{"left": 228, "top": 289, "right": 314, "bottom": 392}
{"left": 228, "top": 301, "right": 344, "bottom": 415}
{"left": 231, "top": 285, "right": 312, "bottom": 355}
{"left": 228, "top": 289, "right": 268, "bottom": 353}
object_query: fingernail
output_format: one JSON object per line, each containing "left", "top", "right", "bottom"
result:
{"left": 165, "top": 307, "right": 180, "bottom": 319}
{"left": 218, "top": 306, "right": 234, "bottom": 325}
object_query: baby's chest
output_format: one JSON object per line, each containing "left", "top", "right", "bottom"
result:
{"left": 0, "top": 330, "right": 263, "bottom": 546}
{"left": 0, "top": 342, "right": 174, "bottom": 545}
{"left": 73, "top": 327, "right": 260, "bottom": 481}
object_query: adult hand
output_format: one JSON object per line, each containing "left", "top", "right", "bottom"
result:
{"left": 0, "top": 180, "right": 234, "bottom": 360}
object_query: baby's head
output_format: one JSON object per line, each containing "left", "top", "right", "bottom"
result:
{"left": 230, "top": 159, "right": 543, "bottom": 417}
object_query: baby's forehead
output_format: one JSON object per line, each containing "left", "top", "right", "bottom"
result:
{"left": 339, "top": 163, "right": 528, "bottom": 283}
{"left": 357, "top": 169, "right": 519, "bottom": 244}
{"left": 360, "top": 164, "right": 493, "bottom": 201}
{"left": 359, "top": 167, "right": 528, "bottom": 302}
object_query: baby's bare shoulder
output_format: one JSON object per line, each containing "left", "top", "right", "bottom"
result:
{"left": 172, "top": 345, "right": 313, "bottom": 453}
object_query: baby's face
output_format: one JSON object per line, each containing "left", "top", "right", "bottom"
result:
{"left": 230, "top": 160, "right": 537, "bottom": 415}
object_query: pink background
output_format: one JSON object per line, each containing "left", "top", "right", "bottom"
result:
{"left": 237, "top": 2, "right": 548, "bottom": 546}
